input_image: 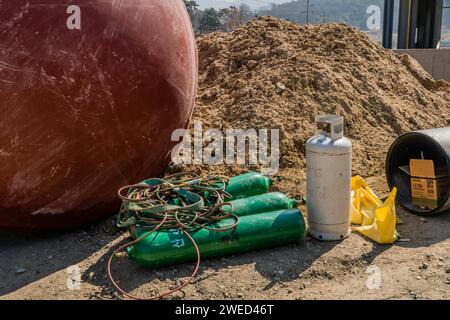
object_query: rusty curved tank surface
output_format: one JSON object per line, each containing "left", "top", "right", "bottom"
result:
{"left": 0, "top": 0, "right": 197, "bottom": 231}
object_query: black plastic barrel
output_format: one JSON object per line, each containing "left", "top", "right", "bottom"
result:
{"left": 386, "top": 128, "right": 450, "bottom": 214}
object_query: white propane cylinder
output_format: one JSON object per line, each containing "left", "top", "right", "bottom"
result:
{"left": 306, "top": 115, "right": 352, "bottom": 241}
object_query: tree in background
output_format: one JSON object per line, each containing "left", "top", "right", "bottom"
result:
{"left": 183, "top": 0, "right": 199, "bottom": 16}
{"left": 221, "top": 4, "right": 255, "bottom": 32}
{"left": 199, "top": 8, "right": 222, "bottom": 34}
{"left": 183, "top": 1, "right": 255, "bottom": 34}
{"left": 183, "top": 0, "right": 202, "bottom": 33}
{"left": 258, "top": 0, "right": 384, "bottom": 30}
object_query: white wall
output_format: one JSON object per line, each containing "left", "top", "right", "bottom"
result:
{"left": 394, "top": 49, "right": 450, "bottom": 82}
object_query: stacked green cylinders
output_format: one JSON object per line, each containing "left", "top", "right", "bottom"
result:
{"left": 225, "top": 172, "right": 273, "bottom": 200}
{"left": 227, "top": 192, "right": 298, "bottom": 216}
{"left": 126, "top": 172, "right": 306, "bottom": 267}
{"left": 128, "top": 209, "right": 306, "bottom": 268}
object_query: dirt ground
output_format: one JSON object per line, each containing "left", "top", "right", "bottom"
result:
{"left": 1, "top": 175, "right": 449, "bottom": 300}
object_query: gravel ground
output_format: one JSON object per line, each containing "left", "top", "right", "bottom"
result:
{"left": 1, "top": 176, "right": 449, "bottom": 300}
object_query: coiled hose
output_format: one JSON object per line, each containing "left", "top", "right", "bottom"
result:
{"left": 107, "top": 172, "right": 238, "bottom": 300}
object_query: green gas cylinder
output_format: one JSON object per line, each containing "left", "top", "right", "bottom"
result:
{"left": 127, "top": 209, "right": 306, "bottom": 268}
{"left": 228, "top": 192, "right": 298, "bottom": 217}
{"left": 127, "top": 192, "right": 297, "bottom": 240}
{"left": 225, "top": 172, "right": 272, "bottom": 200}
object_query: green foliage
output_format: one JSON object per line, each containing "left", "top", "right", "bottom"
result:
{"left": 183, "top": 0, "right": 386, "bottom": 33}
{"left": 183, "top": 0, "right": 199, "bottom": 15}
{"left": 259, "top": 0, "right": 384, "bottom": 30}
{"left": 199, "top": 8, "right": 222, "bottom": 33}
{"left": 182, "top": 1, "right": 255, "bottom": 34}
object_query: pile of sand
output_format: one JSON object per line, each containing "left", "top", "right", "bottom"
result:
{"left": 172, "top": 16, "right": 450, "bottom": 197}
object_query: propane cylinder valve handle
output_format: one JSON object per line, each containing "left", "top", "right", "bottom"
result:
{"left": 315, "top": 114, "right": 344, "bottom": 141}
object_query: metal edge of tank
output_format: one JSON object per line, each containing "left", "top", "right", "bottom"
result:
{"left": 178, "top": 0, "right": 199, "bottom": 124}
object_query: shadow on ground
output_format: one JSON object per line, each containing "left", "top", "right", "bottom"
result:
{"left": 82, "top": 235, "right": 340, "bottom": 299}
{"left": 395, "top": 206, "right": 450, "bottom": 248}
{"left": 82, "top": 205, "right": 450, "bottom": 299}
{"left": 0, "top": 219, "right": 117, "bottom": 297}
{"left": 2, "top": 203, "right": 448, "bottom": 298}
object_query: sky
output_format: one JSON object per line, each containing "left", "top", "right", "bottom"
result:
{"left": 196, "top": 0, "right": 291, "bottom": 10}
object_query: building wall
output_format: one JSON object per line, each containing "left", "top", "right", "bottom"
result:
{"left": 394, "top": 49, "right": 450, "bottom": 82}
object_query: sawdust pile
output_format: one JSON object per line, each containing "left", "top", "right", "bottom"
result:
{"left": 174, "top": 16, "right": 450, "bottom": 197}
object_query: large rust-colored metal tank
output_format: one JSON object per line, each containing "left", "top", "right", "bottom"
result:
{"left": 0, "top": 0, "right": 197, "bottom": 231}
